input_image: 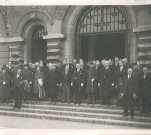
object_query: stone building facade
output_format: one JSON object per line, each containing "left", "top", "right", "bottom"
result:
{"left": 0, "top": 5, "right": 151, "bottom": 68}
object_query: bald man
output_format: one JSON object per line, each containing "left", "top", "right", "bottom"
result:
{"left": 121, "top": 68, "right": 136, "bottom": 118}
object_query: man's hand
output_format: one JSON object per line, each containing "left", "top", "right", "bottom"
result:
{"left": 91, "top": 78, "right": 94, "bottom": 82}
{"left": 133, "top": 94, "right": 136, "bottom": 99}
{"left": 81, "top": 83, "right": 84, "bottom": 87}
{"left": 111, "top": 83, "right": 114, "bottom": 86}
{"left": 29, "top": 82, "right": 32, "bottom": 84}
{"left": 3, "top": 82, "right": 6, "bottom": 85}
{"left": 71, "top": 82, "right": 73, "bottom": 86}
{"left": 121, "top": 93, "right": 124, "bottom": 97}
{"left": 57, "top": 84, "right": 60, "bottom": 86}
{"left": 98, "top": 83, "right": 100, "bottom": 86}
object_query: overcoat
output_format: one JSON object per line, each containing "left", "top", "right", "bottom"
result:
{"left": 0, "top": 72, "right": 11, "bottom": 98}
{"left": 46, "top": 69, "right": 60, "bottom": 97}
{"left": 99, "top": 67, "right": 114, "bottom": 97}
{"left": 138, "top": 73, "right": 151, "bottom": 99}
{"left": 22, "top": 69, "right": 32, "bottom": 93}
{"left": 86, "top": 67, "right": 99, "bottom": 93}
{"left": 33, "top": 71, "right": 44, "bottom": 94}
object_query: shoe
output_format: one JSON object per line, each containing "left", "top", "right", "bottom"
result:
{"left": 122, "top": 115, "right": 128, "bottom": 118}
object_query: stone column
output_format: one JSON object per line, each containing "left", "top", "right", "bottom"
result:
{"left": 0, "top": 37, "right": 24, "bottom": 68}
{"left": 133, "top": 25, "right": 151, "bottom": 71}
{"left": 43, "top": 34, "right": 64, "bottom": 64}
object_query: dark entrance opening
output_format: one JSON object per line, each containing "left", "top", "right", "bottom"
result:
{"left": 80, "top": 32, "right": 125, "bottom": 62}
{"left": 32, "top": 39, "right": 47, "bottom": 66}
{"left": 31, "top": 26, "right": 47, "bottom": 67}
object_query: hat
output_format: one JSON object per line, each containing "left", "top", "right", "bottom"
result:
{"left": 19, "top": 59, "right": 24, "bottom": 63}
{"left": 24, "top": 63, "right": 28, "bottom": 67}
{"left": 2, "top": 65, "right": 7, "bottom": 70}
{"left": 52, "top": 63, "right": 56, "bottom": 67}
{"left": 131, "top": 63, "right": 137, "bottom": 66}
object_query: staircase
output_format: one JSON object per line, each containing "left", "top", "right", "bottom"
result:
{"left": 0, "top": 101, "right": 150, "bottom": 128}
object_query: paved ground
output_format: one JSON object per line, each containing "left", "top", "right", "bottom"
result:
{"left": 0, "top": 115, "right": 137, "bottom": 129}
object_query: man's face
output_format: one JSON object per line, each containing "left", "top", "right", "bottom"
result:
{"left": 119, "top": 61, "right": 123, "bottom": 67}
{"left": 29, "top": 63, "right": 32, "bottom": 67}
{"left": 48, "top": 64, "right": 52, "bottom": 69}
{"left": 40, "top": 63, "right": 43, "bottom": 67}
{"left": 36, "top": 67, "right": 40, "bottom": 72}
{"left": 52, "top": 66, "right": 56, "bottom": 70}
{"left": 73, "top": 60, "right": 77, "bottom": 64}
{"left": 105, "top": 61, "right": 109, "bottom": 67}
{"left": 24, "top": 66, "right": 28, "bottom": 70}
{"left": 76, "top": 64, "right": 80, "bottom": 69}
{"left": 32, "top": 64, "right": 36, "bottom": 68}
{"left": 8, "top": 62, "right": 12, "bottom": 67}
{"left": 65, "top": 66, "right": 69, "bottom": 71}
{"left": 80, "top": 62, "right": 84, "bottom": 68}
{"left": 127, "top": 68, "right": 133, "bottom": 75}
{"left": 133, "top": 65, "right": 138, "bottom": 70}
{"left": 2, "top": 69, "right": 6, "bottom": 74}
{"left": 19, "top": 62, "right": 23, "bottom": 66}
{"left": 115, "top": 58, "right": 119, "bottom": 63}
{"left": 66, "top": 59, "right": 70, "bottom": 64}
{"left": 17, "top": 69, "right": 21, "bottom": 74}
{"left": 143, "top": 68, "right": 147, "bottom": 74}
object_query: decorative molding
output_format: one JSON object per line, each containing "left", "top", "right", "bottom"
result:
{"left": 43, "top": 34, "right": 64, "bottom": 40}
{"left": 0, "top": 37, "right": 23, "bottom": 43}
{"left": 15, "top": 10, "right": 54, "bottom": 37}
{"left": 133, "top": 25, "right": 151, "bottom": 33}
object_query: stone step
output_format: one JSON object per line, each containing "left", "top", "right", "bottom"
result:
{"left": 0, "top": 106, "right": 150, "bottom": 123}
{"left": 0, "top": 108, "right": 150, "bottom": 128}
{"left": 23, "top": 101, "right": 141, "bottom": 111}
{"left": 25, "top": 101, "right": 123, "bottom": 110}
{"left": 0, "top": 103, "right": 146, "bottom": 117}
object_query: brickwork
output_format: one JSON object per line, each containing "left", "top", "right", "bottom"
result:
{"left": 0, "top": 6, "right": 151, "bottom": 66}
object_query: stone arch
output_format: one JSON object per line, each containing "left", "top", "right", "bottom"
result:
{"left": 15, "top": 10, "right": 54, "bottom": 37}
{"left": 61, "top": 6, "right": 137, "bottom": 63}
{"left": 21, "top": 18, "right": 47, "bottom": 62}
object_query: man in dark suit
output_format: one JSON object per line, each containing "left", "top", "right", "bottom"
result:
{"left": 71, "top": 64, "right": 85, "bottom": 104}
{"left": 60, "top": 65, "right": 71, "bottom": 103}
{"left": 121, "top": 68, "right": 136, "bottom": 118}
{"left": 116, "top": 60, "right": 127, "bottom": 106}
{"left": 138, "top": 67, "right": 151, "bottom": 115}
{"left": 12, "top": 68, "right": 24, "bottom": 110}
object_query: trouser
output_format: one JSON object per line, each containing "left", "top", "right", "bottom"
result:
{"left": 62, "top": 83, "right": 70, "bottom": 103}
{"left": 87, "top": 93, "right": 95, "bottom": 104}
{"left": 116, "top": 86, "right": 124, "bottom": 106}
{"left": 22, "top": 90, "right": 27, "bottom": 101}
{"left": 74, "top": 84, "right": 82, "bottom": 104}
{"left": 50, "top": 95, "right": 57, "bottom": 103}
{"left": 102, "top": 97, "right": 111, "bottom": 105}
{"left": 14, "top": 88, "right": 22, "bottom": 109}
{"left": 141, "top": 95, "right": 150, "bottom": 114}
{"left": 123, "top": 93, "right": 135, "bottom": 117}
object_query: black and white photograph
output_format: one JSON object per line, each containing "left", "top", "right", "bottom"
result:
{"left": 0, "top": 0, "right": 151, "bottom": 134}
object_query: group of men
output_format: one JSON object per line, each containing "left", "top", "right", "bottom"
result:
{"left": 0, "top": 57, "right": 151, "bottom": 118}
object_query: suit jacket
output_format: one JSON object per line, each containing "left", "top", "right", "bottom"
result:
{"left": 72, "top": 69, "right": 85, "bottom": 85}
{"left": 61, "top": 70, "right": 71, "bottom": 86}
{"left": 13, "top": 73, "right": 24, "bottom": 90}
{"left": 138, "top": 73, "right": 151, "bottom": 97}
{"left": 122, "top": 75, "right": 136, "bottom": 95}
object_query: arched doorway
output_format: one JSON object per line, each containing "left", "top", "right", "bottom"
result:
{"left": 31, "top": 26, "right": 47, "bottom": 67}
{"left": 75, "top": 6, "right": 131, "bottom": 62}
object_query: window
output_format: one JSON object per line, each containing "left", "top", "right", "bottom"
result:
{"left": 76, "top": 6, "right": 130, "bottom": 34}
{"left": 32, "top": 26, "right": 47, "bottom": 39}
